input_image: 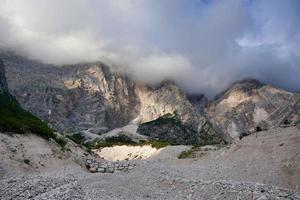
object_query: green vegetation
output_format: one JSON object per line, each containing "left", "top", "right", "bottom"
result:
{"left": 67, "top": 133, "right": 86, "bottom": 145}
{"left": 0, "top": 92, "right": 54, "bottom": 139}
{"left": 177, "top": 146, "right": 199, "bottom": 159}
{"left": 86, "top": 135, "right": 136, "bottom": 149}
{"left": 142, "top": 140, "right": 170, "bottom": 149}
{"left": 0, "top": 92, "right": 68, "bottom": 148}
{"left": 178, "top": 144, "right": 226, "bottom": 159}
{"left": 142, "top": 112, "right": 181, "bottom": 126}
{"left": 199, "top": 130, "right": 224, "bottom": 145}
{"left": 84, "top": 135, "right": 170, "bottom": 150}
{"left": 54, "top": 135, "right": 68, "bottom": 148}
{"left": 140, "top": 112, "right": 224, "bottom": 146}
{"left": 198, "top": 120, "right": 224, "bottom": 145}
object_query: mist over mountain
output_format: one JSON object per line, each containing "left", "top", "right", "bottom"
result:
{"left": 1, "top": 2, "right": 300, "bottom": 198}
{"left": 0, "top": 0, "right": 299, "bottom": 96}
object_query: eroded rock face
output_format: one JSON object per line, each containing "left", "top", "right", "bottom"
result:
{"left": 1, "top": 52, "right": 140, "bottom": 133}
{"left": 207, "top": 78, "right": 300, "bottom": 141}
{"left": 1, "top": 52, "right": 219, "bottom": 145}
{"left": 134, "top": 81, "right": 222, "bottom": 145}
{"left": 0, "top": 60, "right": 8, "bottom": 93}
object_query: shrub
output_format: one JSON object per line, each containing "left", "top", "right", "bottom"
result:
{"left": 54, "top": 135, "right": 68, "bottom": 148}
{"left": 142, "top": 113, "right": 180, "bottom": 126}
{"left": 86, "top": 135, "right": 137, "bottom": 149}
{"left": 86, "top": 136, "right": 170, "bottom": 149}
{"left": 67, "top": 133, "right": 86, "bottom": 145}
{"left": 142, "top": 140, "right": 170, "bottom": 149}
{"left": 178, "top": 150, "right": 193, "bottom": 159}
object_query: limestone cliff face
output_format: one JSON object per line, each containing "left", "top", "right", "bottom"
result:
{"left": 2, "top": 53, "right": 140, "bottom": 133}
{"left": 134, "top": 81, "right": 200, "bottom": 127}
{"left": 0, "top": 59, "right": 8, "bottom": 93}
{"left": 3, "top": 52, "right": 299, "bottom": 144}
{"left": 1, "top": 52, "right": 219, "bottom": 145}
{"left": 135, "top": 83, "right": 222, "bottom": 145}
{"left": 207, "top": 79, "right": 300, "bottom": 141}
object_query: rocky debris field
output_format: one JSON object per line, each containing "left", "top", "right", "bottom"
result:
{"left": 0, "top": 172, "right": 84, "bottom": 200}
{"left": 0, "top": 165, "right": 299, "bottom": 200}
{"left": 0, "top": 126, "right": 299, "bottom": 199}
{"left": 149, "top": 177, "right": 300, "bottom": 200}
{"left": 85, "top": 159, "right": 136, "bottom": 173}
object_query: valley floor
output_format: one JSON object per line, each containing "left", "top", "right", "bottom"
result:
{"left": 1, "top": 127, "right": 300, "bottom": 200}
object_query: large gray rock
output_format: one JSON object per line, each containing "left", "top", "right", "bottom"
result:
{"left": 207, "top": 78, "right": 300, "bottom": 141}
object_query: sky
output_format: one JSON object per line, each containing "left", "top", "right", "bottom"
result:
{"left": 0, "top": 0, "right": 299, "bottom": 97}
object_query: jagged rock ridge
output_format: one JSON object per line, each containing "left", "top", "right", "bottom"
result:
{"left": 207, "top": 78, "right": 300, "bottom": 141}
{"left": 1, "top": 52, "right": 220, "bottom": 145}
{"left": 3, "top": 51, "right": 299, "bottom": 144}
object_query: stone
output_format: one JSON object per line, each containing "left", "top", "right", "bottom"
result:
{"left": 106, "top": 167, "right": 114, "bottom": 173}
{"left": 89, "top": 168, "right": 97, "bottom": 173}
{"left": 257, "top": 195, "right": 268, "bottom": 200}
{"left": 97, "top": 168, "right": 105, "bottom": 173}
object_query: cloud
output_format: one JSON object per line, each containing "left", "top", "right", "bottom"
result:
{"left": 0, "top": 0, "right": 299, "bottom": 97}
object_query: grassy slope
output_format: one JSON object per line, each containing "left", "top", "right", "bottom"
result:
{"left": 0, "top": 92, "right": 55, "bottom": 139}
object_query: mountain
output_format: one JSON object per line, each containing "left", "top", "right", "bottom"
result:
{"left": 0, "top": 58, "right": 54, "bottom": 139}
{"left": 2, "top": 51, "right": 299, "bottom": 144}
{"left": 187, "top": 94, "right": 209, "bottom": 115}
{"left": 207, "top": 78, "right": 300, "bottom": 141}
{"left": 0, "top": 60, "right": 8, "bottom": 93}
{"left": 0, "top": 52, "right": 221, "bottom": 145}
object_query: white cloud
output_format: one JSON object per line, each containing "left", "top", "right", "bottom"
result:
{"left": 0, "top": 0, "right": 299, "bottom": 96}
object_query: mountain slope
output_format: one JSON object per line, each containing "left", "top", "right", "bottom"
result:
{"left": 1, "top": 52, "right": 221, "bottom": 145}
{"left": 0, "top": 59, "right": 54, "bottom": 138}
{"left": 0, "top": 60, "right": 8, "bottom": 93}
{"left": 207, "top": 78, "right": 300, "bottom": 141}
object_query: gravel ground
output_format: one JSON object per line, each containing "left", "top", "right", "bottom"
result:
{"left": 0, "top": 164, "right": 299, "bottom": 200}
{"left": 0, "top": 127, "right": 300, "bottom": 199}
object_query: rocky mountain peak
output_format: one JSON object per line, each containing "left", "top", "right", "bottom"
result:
{"left": 207, "top": 78, "right": 300, "bottom": 141}
{"left": 214, "top": 78, "right": 264, "bottom": 102}
{"left": 1, "top": 52, "right": 221, "bottom": 145}
{"left": 232, "top": 78, "right": 263, "bottom": 87}
{"left": 2, "top": 51, "right": 299, "bottom": 144}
